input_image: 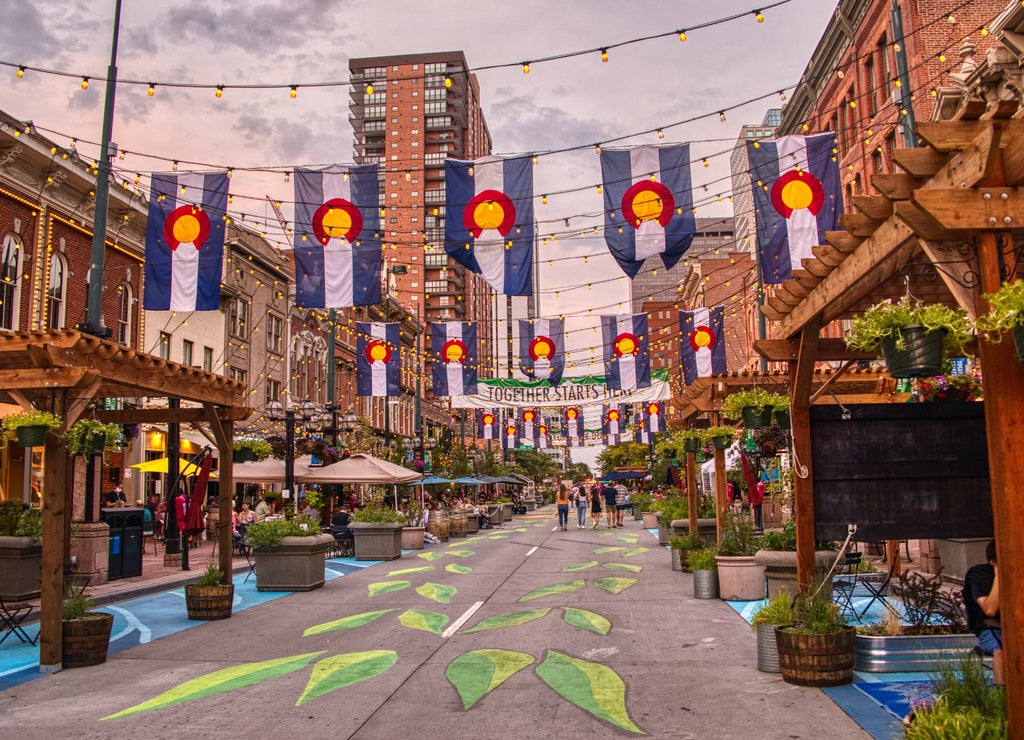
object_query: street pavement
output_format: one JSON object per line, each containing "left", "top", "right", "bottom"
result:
{"left": 0, "top": 507, "right": 874, "bottom": 739}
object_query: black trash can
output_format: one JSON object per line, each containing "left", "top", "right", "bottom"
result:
{"left": 101, "top": 507, "right": 144, "bottom": 580}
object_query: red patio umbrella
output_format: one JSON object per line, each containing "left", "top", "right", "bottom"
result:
{"left": 182, "top": 452, "right": 213, "bottom": 533}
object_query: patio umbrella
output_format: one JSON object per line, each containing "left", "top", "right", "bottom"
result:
{"left": 182, "top": 453, "right": 213, "bottom": 533}
{"left": 130, "top": 457, "right": 218, "bottom": 478}
{"left": 602, "top": 471, "right": 623, "bottom": 481}
{"left": 454, "top": 476, "right": 486, "bottom": 485}
{"left": 419, "top": 475, "right": 452, "bottom": 485}
{"left": 619, "top": 471, "right": 644, "bottom": 480}
{"left": 232, "top": 457, "right": 310, "bottom": 483}
{"left": 297, "top": 453, "right": 423, "bottom": 484}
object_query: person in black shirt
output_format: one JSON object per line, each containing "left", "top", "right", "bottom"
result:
{"left": 963, "top": 539, "right": 1002, "bottom": 684}
{"left": 331, "top": 508, "right": 353, "bottom": 557}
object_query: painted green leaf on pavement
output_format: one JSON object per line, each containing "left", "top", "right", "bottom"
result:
{"left": 536, "top": 650, "right": 643, "bottom": 734}
{"left": 562, "top": 560, "right": 599, "bottom": 572}
{"left": 418, "top": 551, "right": 445, "bottom": 561}
{"left": 446, "top": 650, "right": 534, "bottom": 710}
{"left": 602, "top": 562, "right": 642, "bottom": 573}
{"left": 388, "top": 566, "right": 436, "bottom": 576}
{"left": 303, "top": 610, "right": 395, "bottom": 637}
{"left": 562, "top": 607, "right": 611, "bottom": 635}
{"left": 368, "top": 581, "right": 411, "bottom": 597}
{"left": 616, "top": 537, "right": 638, "bottom": 544}
{"left": 101, "top": 652, "right": 325, "bottom": 719}
{"left": 416, "top": 582, "right": 457, "bottom": 604}
{"left": 447, "top": 550, "right": 475, "bottom": 558}
{"left": 463, "top": 608, "right": 550, "bottom": 633}
{"left": 489, "top": 534, "right": 508, "bottom": 539}
{"left": 594, "top": 546, "right": 624, "bottom": 554}
{"left": 398, "top": 609, "right": 449, "bottom": 635}
{"left": 518, "top": 579, "right": 585, "bottom": 602}
{"left": 296, "top": 650, "right": 397, "bottom": 706}
{"left": 594, "top": 577, "right": 637, "bottom": 595}
{"left": 445, "top": 563, "right": 472, "bottom": 575}
{"left": 621, "top": 547, "right": 649, "bottom": 558}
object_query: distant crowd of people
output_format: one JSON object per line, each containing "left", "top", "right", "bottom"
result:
{"left": 554, "top": 480, "right": 631, "bottom": 531}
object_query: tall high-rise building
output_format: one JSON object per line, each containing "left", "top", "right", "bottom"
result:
{"left": 349, "top": 52, "right": 497, "bottom": 390}
{"left": 729, "top": 109, "right": 780, "bottom": 247}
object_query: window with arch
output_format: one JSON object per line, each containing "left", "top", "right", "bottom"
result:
{"left": 0, "top": 232, "right": 23, "bottom": 331}
{"left": 46, "top": 252, "right": 67, "bottom": 330}
{"left": 117, "top": 282, "right": 133, "bottom": 345}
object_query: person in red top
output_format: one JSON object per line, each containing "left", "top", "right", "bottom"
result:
{"left": 175, "top": 492, "right": 187, "bottom": 534}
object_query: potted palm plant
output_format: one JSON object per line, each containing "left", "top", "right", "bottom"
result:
{"left": 687, "top": 548, "right": 718, "bottom": 599}
{"left": 751, "top": 591, "right": 793, "bottom": 673}
{"left": 61, "top": 586, "right": 113, "bottom": 668}
{"left": 1, "top": 409, "right": 62, "bottom": 447}
{"left": 976, "top": 279, "right": 1024, "bottom": 362}
{"left": 66, "top": 419, "right": 122, "bottom": 457}
{"left": 245, "top": 514, "right": 333, "bottom": 591}
{"left": 845, "top": 296, "right": 973, "bottom": 378}
{"left": 184, "top": 565, "right": 233, "bottom": 620}
{"left": 775, "top": 575, "right": 856, "bottom": 687}
{"left": 722, "top": 388, "right": 789, "bottom": 429}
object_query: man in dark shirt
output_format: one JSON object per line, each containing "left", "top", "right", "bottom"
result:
{"left": 964, "top": 539, "right": 1002, "bottom": 684}
{"left": 602, "top": 484, "right": 618, "bottom": 528}
{"left": 331, "top": 508, "right": 353, "bottom": 557}
{"left": 105, "top": 485, "right": 127, "bottom": 507}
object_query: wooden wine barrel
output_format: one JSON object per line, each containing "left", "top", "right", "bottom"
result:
{"left": 449, "top": 510, "right": 467, "bottom": 537}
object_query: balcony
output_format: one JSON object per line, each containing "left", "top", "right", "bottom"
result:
{"left": 424, "top": 189, "right": 445, "bottom": 205}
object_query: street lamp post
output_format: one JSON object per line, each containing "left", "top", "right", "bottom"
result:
{"left": 268, "top": 399, "right": 315, "bottom": 502}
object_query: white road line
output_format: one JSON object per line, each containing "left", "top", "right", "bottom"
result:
{"left": 551, "top": 526, "right": 560, "bottom": 532}
{"left": 442, "top": 600, "right": 485, "bottom": 638}
{"left": 525, "top": 546, "right": 538, "bottom": 557}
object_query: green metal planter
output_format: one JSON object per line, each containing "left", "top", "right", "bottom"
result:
{"left": 879, "top": 325, "right": 945, "bottom": 378}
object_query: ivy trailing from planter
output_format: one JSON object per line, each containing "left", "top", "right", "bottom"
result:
{"left": 66, "top": 419, "right": 122, "bottom": 457}
{"left": 1, "top": 409, "right": 63, "bottom": 447}
{"left": 977, "top": 279, "right": 1024, "bottom": 361}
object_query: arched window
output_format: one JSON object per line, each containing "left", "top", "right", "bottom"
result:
{"left": 117, "top": 282, "right": 133, "bottom": 345}
{"left": 0, "top": 233, "right": 22, "bottom": 331}
{"left": 46, "top": 252, "right": 67, "bottom": 330}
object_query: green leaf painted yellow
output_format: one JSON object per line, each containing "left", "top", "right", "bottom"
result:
{"left": 593, "top": 546, "right": 625, "bottom": 554}
{"left": 445, "top": 563, "right": 472, "bottom": 575}
{"left": 446, "top": 650, "right": 534, "bottom": 710}
{"left": 518, "top": 580, "right": 586, "bottom": 602}
{"left": 489, "top": 534, "right": 508, "bottom": 539}
{"left": 562, "top": 561, "right": 599, "bottom": 572}
{"left": 398, "top": 609, "right": 449, "bottom": 634}
{"left": 594, "top": 577, "right": 638, "bottom": 595}
{"left": 388, "top": 565, "right": 436, "bottom": 576}
{"left": 463, "top": 608, "right": 550, "bottom": 633}
{"left": 447, "top": 550, "right": 475, "bottom": 558}
{"left": 621, "top": 547, "right": 649, "bottom": 558}
{"left": 101, "top": 652, "right": 325, "bottom": 720}
{"left": 514, "top": 527, "right": 529, "bottom": 532}
{"left": 562, "top": 607, "right": 611, "bottom": 635}
{"left": 535, "top": 650, "right": 644, "bottom": 734}
{"left": 368, "top": 581, "right": 411, "bottom": 597}
{"left": 303, "top": 610, "right": 395, "bottom": 637}
{"left": 602, "top": 562, "right": 642, "bottom": 573}
{"left": 616, "top": 537, "right": 639, "bottom": 544}
{"left": 416, "top": 582, "right": 457, "bottom": 604}
{"left": 418, "top": 551, "right": 445, "bottom": 561}
{"left": 296, "top": 650, "right": 397, "bottom": 706}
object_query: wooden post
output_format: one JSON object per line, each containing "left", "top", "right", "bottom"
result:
{"left": 39, "top": 391, "right": 68, "bottom": 672}
{"left": 791, "top": 320, "right": 820, "bottom": 592}
{"left": 713, "top": 446, "right": 727, "bottom": 544}
{"left": 975, "top": 231, "right": 1024, "bottom": 732}
{"left": 218, "top": 420, "right": 234, "bottom": 582}
{"left": 686, "top": 451, "right": 698, "bottom": 536}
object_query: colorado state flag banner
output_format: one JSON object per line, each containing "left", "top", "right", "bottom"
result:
{"left": 478, "top": 409, "right": 497, "bottom": 440}
{"left": 747, "top": 134, "right": 842, "bottom": 283}
{"left": 501, "top": 416, "right": 519, "bottom": 450}
{"left": 519, "top": 318, "right": 565, "bottom": 385}
{"left": 602, "top": 314, "right": 651, "bottom": 390}
{"left": 680, "top": 307, "right": 727, "bottom": 386}
{"left": 430, "top": 321, "right": 477, "bottom": 396}
{"left": 643, "top": 401, "right": 666, "bottom": 433}
{"left": 602, "top": 404, "right": 626, "bottom": 444}
{"left": 293, "top": 164, "right": 382, "bottom": 308}
{"left": 534, "top": 420, "right": 551, "bottom": 450}
{"left": 634, "top": 419, "right": 650, "bottom": 445}
{"left": 144, "top": 171, "right": 228, "bottom": 311}
{"left": 356, "top": 322, "right": 401, "bottom": 397}
{"left": 600, "top": 145, "right": 696, "bottom": 278}
{"left": 564, "top": 407, "right": 584, "bottom": 447}
{"left": 520, "top": 408, "right": 539, "bottom": 441}
{"left": 445, "top": 155, "right": 533, "bottom": 295}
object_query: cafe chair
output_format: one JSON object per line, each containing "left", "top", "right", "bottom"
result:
{"left": 0, "top": 595, "right": 38, "bottom": 646}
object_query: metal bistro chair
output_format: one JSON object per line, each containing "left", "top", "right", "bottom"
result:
{"left": 832, "top": 551, "right": 863, "bottom": 619}
{"left": 0, "top": 595, "right": 38, "bottom": 647}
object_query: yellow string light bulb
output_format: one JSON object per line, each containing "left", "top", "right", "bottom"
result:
{"left": 595, "top": 144, "right": 602, "bottom": 155}
{"left": 290, "top": 85, "right": 298, "bottom": 98}
{"left": 719, "top": 111, "right": 727, "bottom": 122}
{"left": 837, "top": 69, "right": 844, "bottom": 79}
{"left": 678, "top": 30, "right": 687, "bottom": 42}
{"left": 601, "top": 49, "right": 609, "bottom": 63}
{"left": 657, "top": 129, "right": 664, "bottom": 139}
{"left": 147, "top": 83, "right": 155, "bottom": 96}
{"left": 16, "top": 66, "right": 25, "bottom": 78}
{"left": 172, "top": 160, "right": 178, "bottom": 172}
{"left": 702, "top": 158, "right": 709, "bottom": 167}
{"left": 753, "top": 141, "right": 760, "bottom": 149}
{"left": 939, "top": 53, "right": 946, "bottom": 62}
{"left": 755, "top": 10, "right": 764, "bottom": 22}
{"left": 81, "top": 77, "right": 89, "bottom": 90}
{"left": 596, "top": 185, "right": 602, "bottom": 194}
{"left": 215, "top": 85, "right": 223, "bottom": 98}
{"left": 779, "top": 90, "right": 786, "bottom": 101}
{"left": 444, "top": 76, "right": 452, "bottom": 88}
{"left": 849, "top": 100, "right": 856, "bottom": 108}
{"left": 541, "top": 194, "right": 547, "bottom": 204}
{"left": 522, "top": 62, "right": 530, "bottom": 74}
{"left": 802, "top": 123, "right": 810, "bottom": 132}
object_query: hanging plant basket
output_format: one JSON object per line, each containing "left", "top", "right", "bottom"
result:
{"left": 233, "top": 448, "right": 257, "bottom": 463}
{"left": 683, "top": 438, "right": 701, "bottom": 453}
{"left": 16, "top": 425, "right": 49, "bottom": 448}
{"left": 773, "top": 409, "right": 791, "bottom": 430}
{"left": 741, "top": 406, "right": 773, "bottom": 429}
{"left": 89, "top": 433, "right": 107, "bottom": 454}
{"left": 1013, "top": 325, "right": 1024, "bottom": 363}
{"left": 711, "top": 435, "right": 732, "bottom": 450}
{"left": 879, "top": 326, "right": 946, "bottom": 378}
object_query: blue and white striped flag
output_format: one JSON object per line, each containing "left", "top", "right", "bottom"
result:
{"left": 430, "top": 321, "right": 477, "bottom": 396}
{"left": 602, "top": 313, "right": 650, "bottom": 390}
{"left": 519, "top": 318, "right": 564, "bottom": 385}
{"left": 356, "top": 322, "right": 401, "bottom": 397}
{"left": 680, "top": 307, "right": 727, "bottom": 386}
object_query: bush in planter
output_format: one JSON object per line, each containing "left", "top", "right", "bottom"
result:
{"left": 61, "top": 586, "right": 113, "bottom": 668}
{"left": 775, "top": 575, "right": 856, "bottom": 686}
{"left": 670, "top": 533, "right": 704, "bottom": 573}
{"left": 244, "top": 515, "right": 322, "bottom": 548}
{"left": 717, "top": 512, "right": 760, "bottom": 557}
{"left": 1, "top": 409, "right": 63, "bottom": 447}
{"left": 185, "top": 565, "right": 233, "bottom": 620}
{"left": 752, "top": 591, "right": 794, "bottom": 673}
{"left": 652, "top": 496, "right": 688, "bottom": 527}
{"left": 687, "top": 547, "right": 718, "bottom": 572}
{"left": 351, "top": 506, "right": 407, "bottom": 524}
{"left": 629, "top": 492, "right": 653, "bottom": 515}
{"left": 66, "top": 419, "right": 122, "bottom": 457}
{"left": 0, "top": 499, "right": 41, "bottom": 540}
{"left": 904, "top": 654, "right": 1007, "bottom": 738}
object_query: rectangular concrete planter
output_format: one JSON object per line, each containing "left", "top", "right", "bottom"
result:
{"left": 252, "top": 534, "right": 333, "bottom": 591}
{"left": 854, "top": 633, "right": 977, "bottom": 673}
{"left": 350, "top": 522, "right": 404, "bottom": 560}
{"left": 936, "top": 538, "right": 990, "bottom": 584}
{"left": 0, "top": 535, "right": 42, "bottom": 600}
{"left": 401, "top": 526, "right": 425, "bottom": 550}
{"left": 465, "top": 515, "right": 480, "bottom": 534}
{"left": 641, "top": 512, "right": 660, "bottom": 529}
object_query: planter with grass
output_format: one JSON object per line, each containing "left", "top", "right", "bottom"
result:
{"left": 670, "top": 533, "right": 704, "bottom": 573}
{"left": 776, "top": 577, "right": 855, "bottom": 687}
{"left": 61, "top": 588, "right": 113, "bottom": 669}
{"left": 0, "top": 500, "right": 42, "bottom": 600}
{"left": 184, "top": 565, "right": 234, "bottom": 620}
{"left": 349, "top": 506, "right": 406, "bottom": 561}
{"left": 714, "top": 513, "right": 765, "bottom": 601}
{"left": 688, "top": 548, "right": 719, "bottom": 599}
{"left": 751, "top": 591, "right": 793, "bottom": 673}
{"left": 246, "top": 516, "right": 332, "bottom": 591}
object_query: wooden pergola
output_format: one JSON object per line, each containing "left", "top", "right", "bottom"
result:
{"left": 0, "top": 329, "right": 251, "bottom": 671}
{"left": 757, "top": 111, "right": 1024, "bottom": 730}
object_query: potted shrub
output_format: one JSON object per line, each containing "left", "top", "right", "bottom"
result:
{"left": 401, "top": 502, "right": 426, "bottom": 550}
{"left": 61, "top": 586, "right": 113, "bottom": 668}
{"left": 754, "top": 520, "right": 837, "bottom": 598}
{"left": 184, "top": 565, "right": 233, "bottom": 620}
{"left": 687, "top": 548, "right": 719, "bottom": 599}
{"left": 977, "top": 279, "right": 1024, "bottom": 361}
{"left": 232, "top": 438, "right": 273, "bottom": 463}
{"left": 714, "top": 512, "right": 765, "bottom": 601}
{"left": 1, "top": 409, "right": 62, "bottom": 447}
{"left": 703, "top": 426, "right": 735, "bottom": 451}
{"left": 722, "top": 388, "right": 789, "bottom": 429}
{"left": 670, "top": 533, "right": 704, "bottom": 573}
{"left": 0, "top": 500, "right": 42, "bottom": 600}
{"left": 679, "top": 429, "right": 704, "bottom": 454}
{"left": 630, "top": 492, "right": 653, "bottom": 523}
{"left": 902, "top": 654, "right": 1006, "bottom": 737}
{"left": 66, "top": 419, "right": 122, "bottom": 457}
{"left": 652, "top": 495, "right": 688, "bottom": 545}
{"left": 775, "top": 576, "right": 856, "bottom": 687}
{"left": 845, "top": 296, "right": 973, "bottom": 378}
{"left": 349, "top": 490, "right": 406, "bottom": 561}
{"left": 751, "top": 591, "right": 793, "bottom": 673}
{"left": 245, "top": 514, "right": 333, "bottom": 591}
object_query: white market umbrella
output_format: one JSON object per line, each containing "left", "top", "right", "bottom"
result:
{"left": 231, "top": 456, "right": 311, "bottom": 483}
{"left": 298, "top": 453, "right": 422, "bottom": 510}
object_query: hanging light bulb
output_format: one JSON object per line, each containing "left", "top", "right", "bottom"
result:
{"left": 702, "top": 158, "right": 709, "bottom": 167}
{"left": 600, "top": 49, "right": 609, "bottom": 63}
{"left": 147, "top": 83, "right": 155, "bottom": 96}
{"left": 444, "top": 76, "right": 452, "bottom": 88}
{"left": 595, "top": 144, "right": 602, "bottom": 155}
{"left": 284, "top": 171, "right": 290, "bottom": 183}
{"left": 596, "top": 185, "right": 602, "bottom": 194}
{"left": 522, "top": 62, "right": 530, "bottom": 75}
{"left": 541, "top": 194, "right": 547, "bottom": 204}
{"left": 16, "top": 66, "right": 25, "bottom": 78}
{"left": 755, "top": 10, "right": 764, "bottom": 22}
{"left": 678, "top": 30, "right": 687, "bottom": 42}
{"left": 779, "top": 90, "right": 786, "bottom": 101}
{"left": 531, "top": 154, "right": 538, "bottom": 165}
{"left": 657, "top": 129, "right": 664, "bottom": 139}
{"left": 81, "top": 77, "right": 89, "bottom": 90}
{"left": 172, "top": 160, "right": 179, "bottom": 172}
{"left": 365, "top": 81, "right": 373, "bottom": 95}
{"left": 719, "top": 111, "right": 727, "bottom": 122}
{"left": 290, "top": 85, "right": 298, "bottom": 98}
{"left": 837, "top": 69, "right": 845, "bottom": 79}
{"left": 215, "top": 85, "right": 223, "bottom": 98}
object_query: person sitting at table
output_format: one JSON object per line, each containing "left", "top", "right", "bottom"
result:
{"left": 237, "top": 502, "right": 256, "bottom": 526}
{"left": 964, "top": 539, "right": 1003, "bottom": 684}
{"left": 331, "top": 507, "right": 353, "bottom": 557}
{"left": 138, "top": 500, "right": 154, "bottom": 532}
{"left": 154, "top": 502, "right": 166, "bottom": 541}
{"left": 474, "top": 500, "right": 491, "bottom": 529}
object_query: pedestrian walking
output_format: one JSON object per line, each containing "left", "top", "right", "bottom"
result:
{"left": 602, "top": 483, "right": 618, "bottom": 528}
{"left": 574, "top": 486, "right": 587, "bottom": 528}
{"left": 589, "top": 484, "right": 603, "bottom": 529}
{"left": 555, "top": 484, "right": 570, "bottom": 531}
{"left": 614, "top": 483, "right": 628, "bottom": 527}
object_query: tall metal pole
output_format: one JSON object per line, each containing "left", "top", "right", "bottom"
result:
{"left": 284, "top": 410, "right": 295, "bottom": 499}
{"left": 890, "top": 0, "right": 917, "bottom": 148}
{"left": 383, "top": 269, "right": 391, "bottom": 449}
{"left": 82, "top": 0, "right": 122, "bottom": 337}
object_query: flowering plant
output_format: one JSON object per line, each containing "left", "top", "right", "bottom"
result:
{"left": 411, "top": 459, "right": 426, "bottom": 471}
{"left": 915, "top": 373, "right": 983, "bottom": 403}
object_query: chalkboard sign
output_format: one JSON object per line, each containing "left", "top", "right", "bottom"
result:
{"left": 810, "top": 402, "right": 992, "bottom": 541}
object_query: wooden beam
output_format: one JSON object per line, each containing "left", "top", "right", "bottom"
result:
{"left": 892, "top": 147, "right": 948, "bottom": 177}
{"left": 838, "top": 212, "right": 883, "bottom": 237}
{"left": 64, "top": 372, "right": 103, "bottom": 428}
{"left": 872, "top": 172, "right": 924, "bottom": 201}
{"left": 791, "top": 270, "right": 821, "bottom": 291}
{"left": 792, "top": 318, "right": 820, "bottom": 593}
{"left": 824, "top": 231, "right": 862, "bottom": 253}
{"left": 0, "top": 367, "right": 90, "bottom": 389}
{"left": 919, "top": 122, "right": 1002, "bottom": 191}
{"left": 1001, "top": 126, "right": 1024, "bottom": 186}
{"left": 760, "top": 301, "right": 788, "bottom": 322}
{"left": 918, "top": 239, "right": 981, "bottom": 321}
{"left": 754, "top": 338, "right": 876, "bottom": 362}
{"left": 893, "top": 201, "right": 950, "bottom": 240}
{"left": 812, "top": 244, "right": 846, "bottom": 267}
{"left": 777, "top": 281, "right": 810, "bottom": 301}
{"left": 852, "top": 194, "right": 893, "bottom": 221}
{"left": 912, "top": 187, "right": 1024, "bottom": 231}
{"left": 768, "top": 288, "right": 802, "bottom": 308}
{"left": 915, "top": 119, "right": 1024, "bottom": 151}
{"left": 39, "top": 390, "right": 67, "bottom": 671}
{"left": 94, "top": 406, "right": 253, "bottom": 424}
{"left": 800, "top": 257, "right": 833, "bottom": 279}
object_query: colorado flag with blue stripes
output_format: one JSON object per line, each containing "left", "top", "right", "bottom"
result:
{"left": 680, "top": 307, "right": 727, "bottom": 386}
{"left": 478, "top": 410, "right": 497, "bottom": 440}
{"left": 602, "top": 404, "right": 626, "bottom": 444}
{"left": 602, "top": 314, "right": 650, "bottom": 390}
{"left": 144, "top": 171, "right": 228, "bottom": 311}
{"left": 294, "top": 164, "right": 382, "bottom": 308}
{"left": 430, "top": 321, "right": 477, "bottom": 397}
{"left": 564, "top": 407, "right": 584, "bottom": 447}
{"left": 600, "top": 145, "right": 695, "bottom": 278}
{"left": 445, "top": 155, "right": 533, "bottom": 295}
{"left": 519, "top": 318, "right": 564, "bottom": 385}
{"left": 356, "top": 322, "right": 401, "bottom": 397}
{"left": 748, "top": 134, "right": 842, "bottom": 283}
{"left": 643, "top": 401, "right": 666, "bottom": 433}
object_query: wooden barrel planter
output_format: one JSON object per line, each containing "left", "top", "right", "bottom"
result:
{"left": 62, "top": 612, "right": 114, "bottom": 668}
{"left": 426, "top": 512, "right": 449, "bottom": 542}
{"left": 775, "top": 625, "right": 856, "bottom": 687}
{"left": 449, "top": 510, "right": 467, "bottom": 538}
{"left": 185, "top": 584, "right": 234, "bottom": 620}
{"left": 879, "top": 325, "right": 946, "bottom": 378}
{"left": 741, "top": 406, "right": 773, "bottom": 428}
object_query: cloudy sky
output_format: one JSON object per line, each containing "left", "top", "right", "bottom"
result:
{"left": 0, "top": 0, "right": 839, "bottom": 466}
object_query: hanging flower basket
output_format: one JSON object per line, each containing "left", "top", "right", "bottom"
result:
{"left": 1014, "top": 325, "right": 1024, "bottom": 363}
{"left": 233, "top": 448, "right": 257, "bottom": 463}
{"left": 711, "top": 435, "right": 732, "bottom": 450}
{"left": 879, "top": 326, "right": 946, "bottom": 378}
{"left": 16, "top": 425, "right": 49, "bottom": 448}
{"left": 89, "top": 433, "right": 107, "bottom": 453}
{"left": 741, "top": 406, "right": 773, "bottom": 429}
{"left": 683, "top": 438, "right": 701, "bottom": 453}
{"left": 773, "top": 409, "right": 791, "bottom": 430}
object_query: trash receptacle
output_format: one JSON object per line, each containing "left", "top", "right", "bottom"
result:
{"left": 101, "top": 507, "right": 144, "bottom": 580}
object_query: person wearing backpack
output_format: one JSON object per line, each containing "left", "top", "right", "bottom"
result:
{"left": 963, "top": 539, "right": 1002, "bottom": 684}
